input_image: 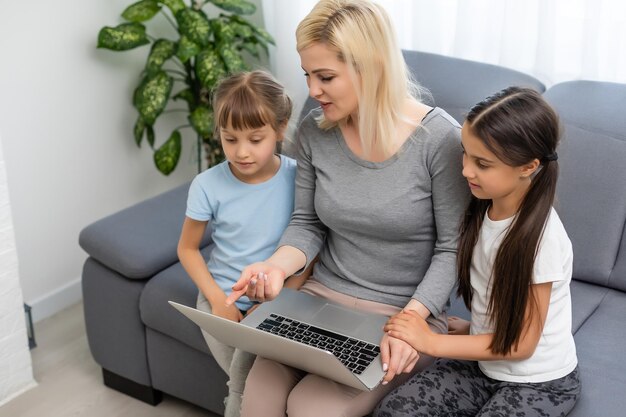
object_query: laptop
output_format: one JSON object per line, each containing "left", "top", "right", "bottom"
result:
{"left": 169, "top": 288, "right": 388, "bottom": 391}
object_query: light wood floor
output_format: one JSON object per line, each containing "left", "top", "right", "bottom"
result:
{"left": 0, "top": 302, "right": 219, "bottom": 417}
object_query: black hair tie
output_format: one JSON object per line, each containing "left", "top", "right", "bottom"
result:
{"left": 542, "top": 152, "right": 558, "bottom": 163}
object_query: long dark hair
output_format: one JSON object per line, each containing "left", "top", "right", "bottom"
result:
{"left": 457, "top": 87, "right": 560, "bottom": 355}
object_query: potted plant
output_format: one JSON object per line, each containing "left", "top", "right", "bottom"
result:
{"left": 97, "top": 0, "right": 274, "bottom": 175}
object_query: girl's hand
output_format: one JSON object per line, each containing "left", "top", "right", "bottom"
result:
{"left": 212, "top": 302, "right": 244, "bottom": 323}
{"left": 447, "top": 316, "right": 471, "bottom": 335}
{"left": 379, "top": 332, "right": 420, "bottom": 384}
{"left": 384, "top": 310, "right": 435, "bottom": 354}
{"left": 226, "top": 262, "right": 287, "bottom": 305}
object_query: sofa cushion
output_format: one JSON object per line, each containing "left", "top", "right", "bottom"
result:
{"left": 139, "top": 245, "right": 213, "bottom": 354}
{"left": 545, "top": 81, "right": 626, "bottom": 290}
{"left": 79, "top": 182, "right": 212, "bottom": 279}
{"left": 568, "top": 289, "right": 626, "bottom": 417}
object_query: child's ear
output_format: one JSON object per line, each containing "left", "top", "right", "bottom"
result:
{"left": 276, "top": 121, "right": 289, "bottom": 142}
{"left": 520, "top": 158, "right": 541, "bottom": 178}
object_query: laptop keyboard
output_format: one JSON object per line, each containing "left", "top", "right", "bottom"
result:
{"left": 255, "top": 313, "right": 381, "bottom": 375}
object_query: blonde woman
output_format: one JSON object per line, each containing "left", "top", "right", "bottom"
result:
{"left": 227, "top": 1, "right": 469, "bottom": 416}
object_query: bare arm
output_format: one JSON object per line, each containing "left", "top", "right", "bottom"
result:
{"left": 386, "top": 282, "right": 553, "bottom": 361}
{"left": 178, "top": 217, "right": 242, "bottom": 322}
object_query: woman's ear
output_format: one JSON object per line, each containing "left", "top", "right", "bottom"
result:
{"left": 520, "top": 158, "right": 541, "bottom": 178}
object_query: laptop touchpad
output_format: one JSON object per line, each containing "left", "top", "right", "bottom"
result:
{"left": 312, "top": 304, "right": 365, "bottom": 332}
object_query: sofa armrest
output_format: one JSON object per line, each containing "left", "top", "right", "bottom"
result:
{"left": 79, "top": 182, "right": 212, "bottom": 279}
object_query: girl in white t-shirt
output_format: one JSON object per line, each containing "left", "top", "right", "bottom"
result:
{"left": 375, "top": 87, "right": 581, "bottom": 417}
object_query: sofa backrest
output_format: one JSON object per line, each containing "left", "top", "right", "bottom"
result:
{"left": 544, "top": 81, "right": 626, "bottom": 291}
{"left": 401, "top": 50, "right": 546, "bottom": 123}
{"left": 299, "top": 50, "right": 546, "bottom": 124}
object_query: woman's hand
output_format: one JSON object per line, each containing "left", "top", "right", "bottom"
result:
{"left": 225, "top": 262, "right": 287, "bottom": 306}
{"left": 379, "top": 332, "right": 420, "bottom": 384}
{"left": 384, "top": 310, "right": 436, "bottom": 355}
{"left": 447, "top": 316, "right": 470, "bottom": 335}
{"left": 211, "top": 301, "right": 244, "bottom": 323}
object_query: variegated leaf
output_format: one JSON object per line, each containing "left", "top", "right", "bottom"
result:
{"left": 176, "top": 9, "right": 211, "bottom": 47}
{"left": 220, "top": 44, "right": 247, "bottom": 72}
{"left": 209, "top": 0, "right": 256, "bottom": 15}
{"left": 122, "top": 0, "right": 161, "bottom": 22}
{"left": 154, "top": 130, "right": 182, "bottom": 175}
{"left": 134, "top": 116, "right": 145, "bottom": 147}
{"left": 240, "top": 41, "right": 260, "bottom": 58}
{"left": 211, "top": 19, "right": 236, "bottom": 43}
{"left": 176, "top": 35, "right": 201, "bottom": 63}
{"left": 97, "top": 23, "right": 150, "bottom": 51}
{"left": 230, "top": 15, "right": 274, "bottom": 45}
{"left": 133, "top": 71, "right": 173, "bottom": 125}
{"left": 189, "top": 106, "right": 214, "bottom": 139}
{"left": 158, "top": 0, "right": 185, "bottom": 14}
{"left": 146, "top": 39, "right": 176, "bottom": 75}
{"left": 146, "top": 125, "right": 156, "bottom": 148}
{"left": 195, "top": 48, "right": 226, "bottom": 89}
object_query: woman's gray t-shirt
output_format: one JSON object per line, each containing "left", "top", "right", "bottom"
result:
{"left": 280, "top": 107, "right": 469, "bottom": 316}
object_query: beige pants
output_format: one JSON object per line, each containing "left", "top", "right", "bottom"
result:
{"left": 240, "top": 279, "right": 447, "bottom": 417}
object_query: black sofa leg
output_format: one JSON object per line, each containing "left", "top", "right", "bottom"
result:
{"left": 102, "top": 368, "right": 163, "bottom": 406}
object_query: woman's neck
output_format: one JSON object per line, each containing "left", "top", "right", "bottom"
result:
{"left": 339, "top": 98, "right": 431, "bottom": 162}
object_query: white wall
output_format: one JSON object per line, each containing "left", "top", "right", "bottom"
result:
{"left": 0, "top": 131, "right": 37, "bottom": 405}
{"left": 0, "top": 1, "right": 234, "bottom": 320}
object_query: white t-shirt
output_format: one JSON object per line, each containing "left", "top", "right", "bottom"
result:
{"left": 470, "top": 207, "right": 578, "bottom": 383}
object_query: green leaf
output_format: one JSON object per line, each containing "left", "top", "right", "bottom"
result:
{"left": 253, "top": 26, "right": 274, "bottom": 45}
{"left": 134, "top": 116, "right": 145, "bottom": 147}
{"left": 176, "top": 9, "right": 212, "bottom": 47}
{"left": 219, "top": 44, "right": 247, "bottom": 72}
{"left": 209, "top": 0, "right": 256, "bottom": 15}
{"left": 176, "top": 35, "right": 201, "bottom": 63}
{"left": 133, "top": 71, "right": 174, "bottom": 125}
{"left": 230, "top": 15, "right": 274, "bottom": 45}
{"left": 211, "top": 18, "right": 236, "bottom": 43}
{"left": 97, "top": 23, "right": 150, "bottom": 51}
{"left": 146, "top": 125, "right": 156, "bottom": 148}
{"left": 173, "top": 88, "right": 196, "bottom": 108}
{"left": 158, "top": 0, "right": 185, "bottom": 14}
{"left": 154, "top": 130, "right": 182, "bottom": 175}
{"left": 146, "top": 39, "right": 176, "bottom": 75}
{"left": 122, "top": 0, "right": 161, "bottom": 22}
{"left": 195, "top": 48, "right": 226, "bottom": 90}
{"left": 189, "top": 106, "right": 214, "bottom": 139}
{"left": 232, "top": 22, "right": 253, "bottom": 38}
{"left": 240, "top": 41, "right": 260, "bottom": 58}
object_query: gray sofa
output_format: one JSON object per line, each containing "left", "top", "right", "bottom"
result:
{"left": 79, "top": 50, "right": 626, "bottom": 416}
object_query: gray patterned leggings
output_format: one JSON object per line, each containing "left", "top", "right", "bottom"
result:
{"left": 374, "top": 359, "right": 581, "bottom": 417}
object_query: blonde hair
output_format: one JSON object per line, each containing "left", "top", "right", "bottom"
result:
{"left": 296, "top": 0, "right": 420, "bottom": 158}
{"left": 212, "top": 70, "right": 292, "bottom": 138}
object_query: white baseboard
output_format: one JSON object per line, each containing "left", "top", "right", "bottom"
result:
{"left": 0, "top": 380, "right": 38, "bottom": 408}
{"left": 27, "top": 278, "right": 82, "bottom": 323}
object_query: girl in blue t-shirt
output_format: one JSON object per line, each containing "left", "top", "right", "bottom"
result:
{"left": 178, "top": 70, "right": 308, "bottom": 417}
